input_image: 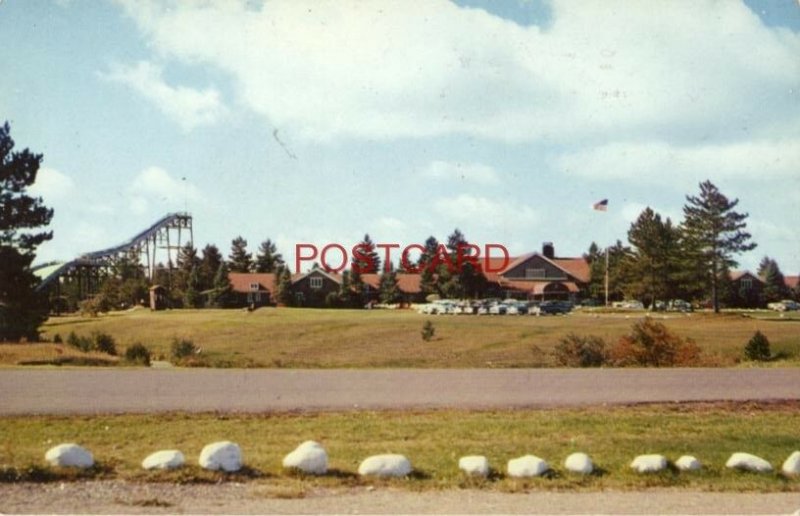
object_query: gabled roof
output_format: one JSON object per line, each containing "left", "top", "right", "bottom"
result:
{"left": 360, "top": 273, "right": 422, "bottom": 294}
{"left": 293, "top": 268, "right": 343, "bottom": 285}
{"left": 486, "top": 253, "right": 590, "bottom": 283}
{"left": 228, "top": 272, "right": 276, "bottom": 293}
{"left": 731, "top": 270, "right": 762, "bottom": 283}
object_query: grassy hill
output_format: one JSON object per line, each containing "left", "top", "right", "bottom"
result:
{"left": 35, "top": 307, "right": 800, "bottom": 368}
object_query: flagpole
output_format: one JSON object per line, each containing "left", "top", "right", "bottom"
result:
{"left": 604, "top": 246, "right": 609, "bottom": 307}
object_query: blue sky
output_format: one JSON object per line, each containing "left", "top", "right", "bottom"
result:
{"left": 2, "top": 0, "right": 799, "bottom": 274}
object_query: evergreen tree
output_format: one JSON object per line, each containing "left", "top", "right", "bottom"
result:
{"left": 210, "top": 262, "right": 233, "bottom": 307}
{"left": 584, "top": 242, "right": 605, "bottom": 302}
{"left": 761, "top": 257, "right": 789, "bottom": 303}
{"left": 337, "top": 270, "right": 357, "bottom": 307}
{"left": 254, "top": 238, "right": 284, "bottom": 273}
{"left": 275, "top": 266, "right": 295, "bottom": 306}
{"left": 228, "top": 236, "right": 253, "bottom": 273}
{"left": 352, "top": 234, "right": 381, "bottom": 274}
{"left": 418, "top": 236, "right": 440, "bottom": 298}
{"left": 199, "top": 244, "right": 223, "bottom": 291}
{"left": 682, "top": 180, "right": 756, "bottom": 313}
{"left": 0, "top": 122, "right": 54, "bottom": 340}
{"left": 183, "top": 266, "right": 202, "bottom": 308}
{"left": 173, "top": 241, "right": 199, "bottom": 297}
{"left": 378, "top": 263, "right": 400, "bottom": 304}
{"left": 625, "top": 208, "right": 682, "bottom": 309}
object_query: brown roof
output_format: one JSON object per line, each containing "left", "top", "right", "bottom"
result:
{"left": 497, "top": 280, "right": 580, "bottom": 294}
{"left": 551, "top": 258, "right": 591, "bottom": 283}
{"left": 731, "top": 270, "right": 761, "bottom": 282}
{"left": 360, "top": 273, "right": 421, "bottom": 294}
{"left": 228, "top": 273, "right": 277, "bottom": 294}
{"left": 785, "top": 276, "right": 799, "bottom": 289}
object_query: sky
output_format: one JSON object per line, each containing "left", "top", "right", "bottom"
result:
{"left": 1, "top": 0, "right": 799, "bottom": 274}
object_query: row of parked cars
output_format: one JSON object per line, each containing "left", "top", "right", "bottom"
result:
{"left": 767, "top": 300, "right": 800, "bottom": 312}
{"left": 416, "top": 299, "right": 574, "bottom": 316}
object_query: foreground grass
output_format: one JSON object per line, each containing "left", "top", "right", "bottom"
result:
{"left": 0, "top": 344, "right": 118, "bottom": 367}
{"left": 32, "top": 307, "right": 800, "bottom": 368}
{"left": 1, "top": 403, "right": 799, "bottom": 492}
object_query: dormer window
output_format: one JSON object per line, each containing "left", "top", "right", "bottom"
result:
{"left": 249, "top": 283, "right": 259, "bottom": 291}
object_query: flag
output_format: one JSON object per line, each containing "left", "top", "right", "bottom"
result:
{"left": 593, "top": 199, "right": 608, "bottom": 211}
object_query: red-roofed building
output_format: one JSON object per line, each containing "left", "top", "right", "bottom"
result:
{"left": 483, "top": 243, "right": 590, "bottom": 301}
{"left": 228, "top": 272, "right": 276, "bottom": 307}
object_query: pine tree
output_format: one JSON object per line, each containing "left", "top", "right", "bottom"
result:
{"left": 761, "top": 258, "right": 788, "bottom": 303}
{"left": 352, "top": 234, "right": 381, "bottom": 274}
{"left": 379, "top": 263, "right": 400, "bottom": 304}
{"left": 210, "top": 262, "right": 233, "bottom": 307}
{"left": 199, "top": 244, "right": 223, "bottom": 291}
{"left": 254, "top": 238, "right": 284, "bottom": 273}
{"left": 682, "top": 180, "right": 756, "bottom": 313}
{"left": 625, "top": 208, "right": 682, "bottom": 309}
{"left": 0, "top": 122, "right": 54, "bottom": 340}
{"left": 275, "top": 266, "right": 295, "bottom": 306}
{"left": 228, "top": 236, "right": 253, "bottom": 273}
{"left": 184, "top": 266, "right": 202, "bottom": 308}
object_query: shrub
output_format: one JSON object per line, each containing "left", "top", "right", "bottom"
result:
{"left": 421, "top": 320, "right": 435, "bottom": 341}
{"left": 744, "top": 331, "right": 771, "bottom": 361}
{"left": 92, "top": 332, "right": 117, "bottom": 356}
{"left": 66, "top": 331, "right": 93, "bottom": 353}
{"left": 171, "top": 338, "right": 198, "bottom": 360}
{"left": 553, "top": 333, "right": 608, "bottom": 367}
{"left": 609, "top": 317, "right": 702, "bottom": 367}
{"left": 124, "top": 343, "right": 151, "bottom": 366}
{"left": 52, "top": 333, "right": 62, "bottom": 344}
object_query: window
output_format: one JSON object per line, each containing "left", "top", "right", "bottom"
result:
{"left": 525, "top": 268, "right": 546, "bottom": 279}
{"left": 310, "top": 276, "right": 323, "bottom": 289}
{"left": 741, "top": 278, "right": 752, "bottom": 290}
{"left": 249, "top": 283, "right": 259, "bottom": 291}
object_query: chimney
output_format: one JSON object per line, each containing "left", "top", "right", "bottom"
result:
{"left": 542, "top": 242, "right": 554, "bottom": 259}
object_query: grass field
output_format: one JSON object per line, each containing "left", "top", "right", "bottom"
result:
{"left": 30, "top": 307, "right": 800, "bottom": 368}
{"left": 1, "top": 403, "right": 798, "bottom": 492}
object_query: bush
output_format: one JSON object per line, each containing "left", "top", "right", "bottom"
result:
{"left": 554, "top": 333, "right": 607, "bottom": 367}
{"left": 124, "top": 343, "right": 151, "bottom": 366}
{"left": 92, "top": 332, "right": 117, "bottom": 356}
{"left": 609, "top": 317, "right": 702, "bottom": 367}
{"left": 52, "top": 333, "right": 62, "bottom": 344}
{"left": 66, "top": 331, "right": 93, "bottom": 353}
{"left": 421, "top": 320, "right": 435, "bottom": 341}
{"left": 744, "top": 331, "right": 771, "bottom": 361}
{"left": 171, "top": 338, "right": 198, "bottom": 360}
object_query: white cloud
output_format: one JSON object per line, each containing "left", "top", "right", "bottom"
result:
{"left": 29, "top": 167, "right": 75, "bottom": 202}
{"left": 128, "top": 166, "right": 203, "bottom": 215}
{"left": 421, "top": 160, "right": 498, "bottom": 184}
{"left": 102, "top": 60, "right": 227, "bottom": 130}
{"left": 113, "top": 0, "right": 799, "bottom": 143}
{"left": 554, "top": 138, "right": 800, "bottom": 187}
{"left": 433, "top": 194, "right": 538, "bottom": 228}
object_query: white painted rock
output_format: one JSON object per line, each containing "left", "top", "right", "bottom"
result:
{"left": 782, "top": 451, "right": 800, "bottom": 475}
{"left": 199, "top": 441, "right": 242, "bottom": 472}
{"left": 282, "top": 441, "right": 328, "bottom": 475}
{"left": 458, "top": 455, "right": 489, "bottom": 477}
{"left": 507, "top": 455, "right": 550, "bottom": 477}
{"left": 630, "top": 454, "right": 668, "bottom": 473}
{"left": 358, "top": 454, "right": 412, "bottom": 477}
{"left": 142, "top": 450, "right": 185, "bottom": 470}
{"left": 726, "top": 452, "right": 773, "bottom": 473}
{"left": 564, "top": 452, "right": 593, "bottom": 474}
{"left": 45, "top": 443, "right": 94, "bottom": 468}
{"left": 675, "top": 455, "right": 701, "bottom": 471}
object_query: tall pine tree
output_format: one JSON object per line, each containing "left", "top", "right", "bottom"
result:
{"left": 228, "top": 236, "right": 253, "bottom": 273}
{"left": 0, "top": 122, "right": 54, "bottom": 340}
{"left": 254, "top": 239, "right": 284, "bottom": 273}
{"left": 682, "top": 180, "right": 756, "bottom": 313}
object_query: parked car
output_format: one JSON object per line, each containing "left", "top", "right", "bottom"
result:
{"left": 768, "top": 300, "right": 799, "bottom": 312}
{"left": 538, "top": 300, "right": 570, "bottom": 315}
{"left": 488, "top": 302, "right": 508, "bottom": 315}
{"left": 506, "top": 302, "right": 529, "bottom": 315}
{"left": 668, "top": 299, "right": 693, "bottom": 312}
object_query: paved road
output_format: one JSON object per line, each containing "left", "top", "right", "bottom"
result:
{"left": 2, "top": 482, "right": 799, "bottom": 514}
{"left": 1, "top": 368, "right": 799, "bottom": 415}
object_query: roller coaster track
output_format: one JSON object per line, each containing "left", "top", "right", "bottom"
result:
{"left": 33, "top": 212, "right": 192, "bottom": 292}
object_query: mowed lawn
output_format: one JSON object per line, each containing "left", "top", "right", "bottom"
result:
{"left": 36, "top": 307, "right": 800, "bottom": 368}
{"left": 1, "top": 403, "right": 799, "bottom": 491}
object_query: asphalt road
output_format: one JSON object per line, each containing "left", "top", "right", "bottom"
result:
{"left": 2, "top": 368, "right": 799, "bottom": 415}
